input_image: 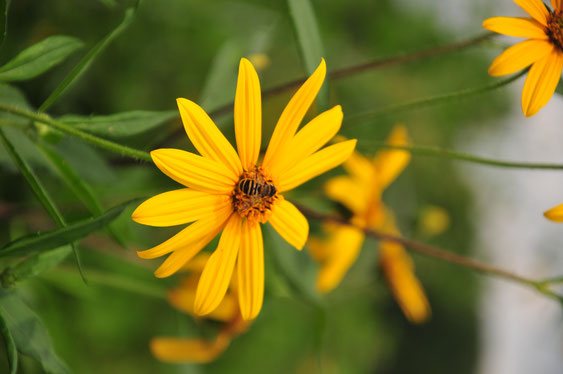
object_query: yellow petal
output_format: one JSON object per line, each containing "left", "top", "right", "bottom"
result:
{"left": 324, "top": 176, "right": 369, "bottom": 214}
{"left": 343, "top": 152, "right": 376, "bottom": 188}
{"left": 268, "top": 198, "right": 309, "bottom": 250}
{"left": 153, "top": 226, "right": 225, "bottom": 278}
{"left": 177, "top": 98, "right": 242, "bottom": 177}
{"left": 544, "top": 203, "right": 563, "bottom": 222}
{"left": 488, "top": 39, "right": 552, "bottom": 77}
{"left": 235, "top": 58, "right": 262, "bottom": 170}
{"left": 168, "top": 277, "right": 239, "bottom": 322}
{"left": 131, "top": 189, "right": 231, "bottom": 227}
{"left": 552, "top": 0, "right": 562, "bottom": 11}
{"left": 521, "top": 48, "right": 563, "bottom": 116}
{"left": 373, "top": 125, "right": 411, "bottom": 191}
{"left": 151, "top": 148, "right": 237, "bottom": 194}
{"left": 482, "top": 17, "right": 548, "bottom": 39}
{"left": 315, "top": 225, "right": 365, "bottom": 293}
{"left": 262, "top": 59, "right": 326, "bottom": 169}
{"left": 514, "top": 0, "right": 549, "bottom": 26}
{"left": 380, "top": 240, "right": 431, "bottom": 323}
{"left": 269, "top": 106, "right": 343, "bottom": 178}
{"left": 237, "top": 220, "right": 264, "bottom": 320}
{"left": 150, "top": 336, "right": 229, "bottom": 363}
{"left": 137, "top": 204, "right": 232, "bottom": 260}
{"left": 277, "top": 139, "right": 357, "bottom": 192}
{"left": 194, "top": 215, "right": 242, "bottom": 315}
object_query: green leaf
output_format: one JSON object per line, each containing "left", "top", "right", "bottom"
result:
{"left": 0, "top": 291, "right": 70, "bottom": 374}
{"left": 0, "top": 199, "right": 137, "bottom": 257}
{"left": 39, "top": 5, "right": 139, "bottom": 112}
{"left": 0, "top": 36, "right": 84, "bottom": 82}
{"left": 35, "top": 140, "right": 127, "bottom": 246}
{"left": 0, "top": 0, "right": 11, "bottom": 50}
{"left": 0, "top": 127, "right": 87, "bottom": 282}
{"left": 6, "top": 246, "right": 72, "bottom": 285}
{"left": 58, "top": 110, "right": 177, "bottom": 138}
{"left": 556, "top": 77, "right": 563, "bottom": 96}
{"left": 0, "top": 305, "right": 17, "bottom": 374}
{"left": 287, "top": 0, "right": 328, "bottom": 110}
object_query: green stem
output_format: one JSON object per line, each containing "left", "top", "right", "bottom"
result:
{"left": 344, "top": 71, "right": 527, "bottom": 127}
{"left": 0, "top": 103, "right": 151, "bottom": 161}
{"left": 364, "top": 142, "right": 563, "bottom": 170}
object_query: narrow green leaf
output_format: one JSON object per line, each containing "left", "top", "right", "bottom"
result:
{"left": 0, "top": 291, "right": 70, "bottom": 374}
{"left": 0, "top": 36, "right": 84, "bottom": 82}
{"left": 58, "top": 110, "right": 177, "bottom": 138}
{"left": 3, "top": 246, "right": 71, "bottom": 286}
{"left": 287, "top": 0, "right": 328, "bottom": 110}
{"left": 0, "top": 199, "right": 137, "bottom": 257}
{"left": 39, "top": 5, "right": 139, "bottom": 112}
{"left": 556, "top": 78, "right": 562, "bottom": 96}
{"left": 0, "top": 0, "right": 10, "bottom": 50}
{"left": 0, "top": 306, "right": 17, "bottom": 374}
{"left": 0, "top": 128, "right": 87, "bottom": 282}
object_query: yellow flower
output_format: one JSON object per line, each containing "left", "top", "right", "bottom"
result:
{"left": 150, "top": 253, "right": 249, "bottom": 364}
{"left": 483, "top": 0, "right": 563, "bottom": 116}
{"left": 309, "top": 125, "right": 430, "bottom": 323}
{"left": 132, "top": 58, "right": 356, "bottom": 320}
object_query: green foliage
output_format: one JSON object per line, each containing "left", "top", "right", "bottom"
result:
{"left": 0, "top": 305, "right": 17, "bottom": 374}
{"left": 287, "top": 0, "right": 328, "bottom": 110}
{"left": 59, "top": 110, "right": 177, "bottom": 138}
{"left": 0, "top": 0, "right": 10, "bottom": 50}
{"left": 0, "top": 199, "right": 136, "bottom": 257}
{"left": 0, "top": 36, "right": 84, "bottom": 82}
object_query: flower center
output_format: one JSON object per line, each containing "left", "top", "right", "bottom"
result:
{"left": 233, "top": 167, "right": 278, "bottom": 223}
{"left": 547, "top": 10, "right": 563, "bottom": 51}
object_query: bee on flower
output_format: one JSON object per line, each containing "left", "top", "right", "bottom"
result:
{"left": 308, "top": 126, "right": 430, "bottom": 323}
{"left": 483, "top": 0, "right": 563, "bottom": 116}
{"left": 150, "top": 253, "right": 249, "bottom": 364}
{"left": 132, "top": 58, "right": 356, "bottom": 321}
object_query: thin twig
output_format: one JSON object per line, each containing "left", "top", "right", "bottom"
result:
{"left": 294, "top": 203, "right": 563, "bottom": 303}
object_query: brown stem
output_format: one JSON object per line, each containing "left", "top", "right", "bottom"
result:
{"left": 156, "top": 32, "right": 493, "bottom": 149}
{"left": 293, "top": 203, "right": 563, "bottom": 302}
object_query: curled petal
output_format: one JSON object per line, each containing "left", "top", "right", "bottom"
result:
{"left": 235, "top": 58, "right": 262, "bottom": 170}
{"left": 237, "top": 221, "right": 264, "bottom": 320}
{"left": 150, "top": 336, "right": 230, "bottom": 363}
{"left": 151, "top": 148, "right": 237, "bottom": 194}
{"left": 268, "top": 198, "right": 309, "bottom": 250}
{"left": 194, "top": 215, "right": 242, "bottom": 316}
{"left": 544, "top": 203, "right": 563, "bottom": 222}
{"left": 132, "top": 189, "right": 231, "bottom": 227}
{"left": 373, "top": 125, "right": 411, "bottom": 191}
{"left": 177, "top": 98, "right": 242, "bottom": 176}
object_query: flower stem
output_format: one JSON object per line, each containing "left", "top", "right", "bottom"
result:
{"left": 344, "top": 70, "right": 527, "bottom": 127}
{"left": 362, "top": 142, "right": 563, "bottom": 170}
{"left": 0, "top": 103, "right": 152, "bottom": 162}
{"left": 294, "top": 203, "right": 563, "bottom": 303}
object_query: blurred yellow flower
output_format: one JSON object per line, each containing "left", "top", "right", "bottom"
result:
{"left": 419, "top": 205, "right": 450, "bottom": 237}
{"left": 483, "top": 0, "right": 563, "bottom": 116}
{"left": 132, "top": 58, "right": 356, "bottom": 320}
{"left": 150, "top": 253, "right": 249, "bottom": 364}
{"left": 308, "top": 125, "right": 431, "bottom": 323}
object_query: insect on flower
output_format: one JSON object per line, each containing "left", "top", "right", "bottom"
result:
{"left": 132, "top": 58, "right": 356, "bottom": 320}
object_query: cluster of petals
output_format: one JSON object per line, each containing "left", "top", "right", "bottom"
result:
{"left": 309, "top": 126, "right": 430, "bottom": 323}
{"left": 483, "top": 0, "right": 563, "bottom": 116}
{"left": 132, "top": 58, "right": 356, "bottom": 320}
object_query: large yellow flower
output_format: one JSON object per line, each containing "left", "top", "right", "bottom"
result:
{"left": 309, "top": 126, "right": 430, "bottom": 323}
{"left": 132, "top": 58, "right": 356, "bottom": 320}
{"left": 483, "top": 0, "right": 563, "bottom": 116}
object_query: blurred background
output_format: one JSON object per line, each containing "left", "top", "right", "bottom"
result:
{"left": 1, "top": 0, "right": 562, "bottom": 373}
